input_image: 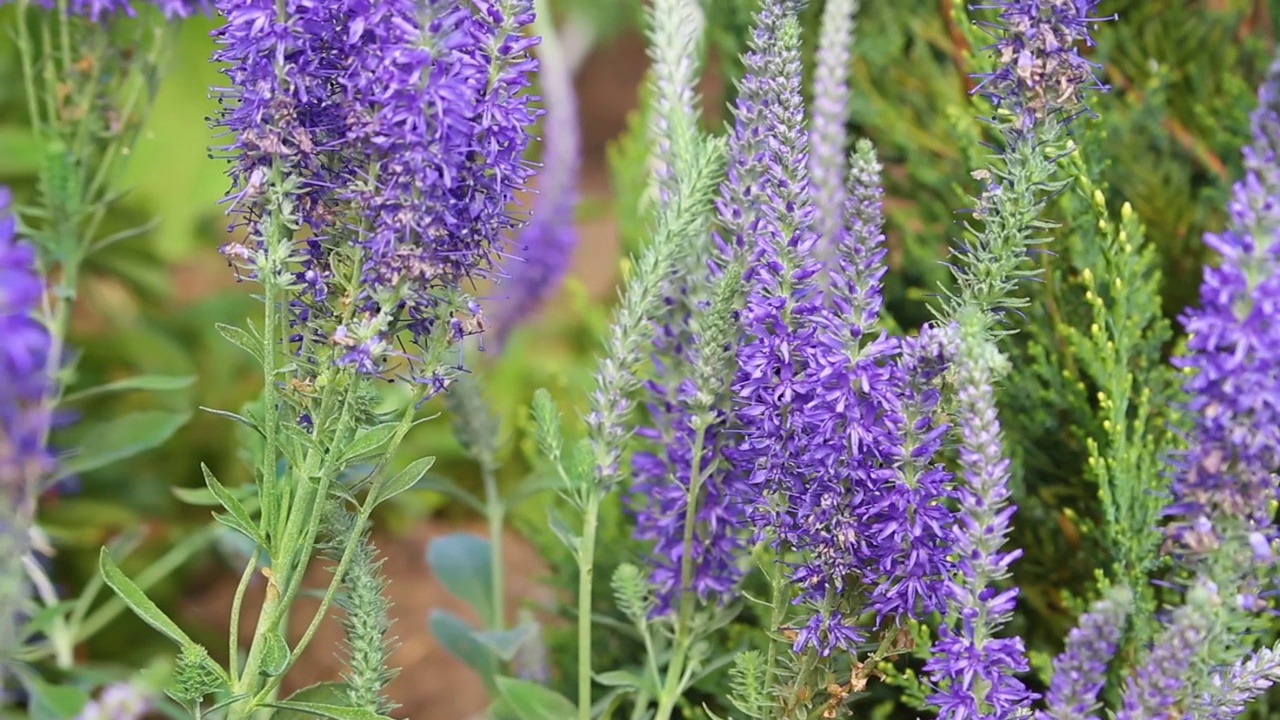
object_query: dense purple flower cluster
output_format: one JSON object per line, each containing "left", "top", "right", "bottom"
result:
{"left": 1165, "top": 55, "right": 1280, "bottom": 560}
{"left": 719, "top": 0, "right": 955, "bottom": 654}
{"left": 925, "top": 333, "right": 1036, "bottom": 719}
{"left": 972, "top": 0, "right": 1111, "bottom": 129}
{"left": 0, "top": 187, "right": 52, "bottom": 498}
{"left": 491, "top": 12, "right": 581, "bottom": 343}
{"left": 212, "top": 0, "right": 540, "bottom": 372}
{"left": 1037, "top": 588, "right": 1131, "bottom": 720}
{"left": 18, "top": 0, "right": 209, "bottom": 20}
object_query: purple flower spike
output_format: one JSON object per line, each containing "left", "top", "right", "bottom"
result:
{"left": 809, "top": 0, "right": 857, "bottom": 267}
{"left": 15, "top": 0, "right": 210, "bottom": 20}
{"left": 491, "top": 7, "right": 581, "bottom": 344}
{"left": 925, "top": 329, "right": 1036, "bottom": 720}
{"left": 1037, "top": 586, "right": 1132, "bottom": 720}
{"left": 1165, "top": 52, "right": 1280, "bottom": 560}
{"left": 1116, "top": 582, "right": 1217, "bottom": 720}
{"left": 0, "top": 186, "right": 53, "bottom": 498}
{"left": 971, "top": 0, "right": 1114, "bottom": 129}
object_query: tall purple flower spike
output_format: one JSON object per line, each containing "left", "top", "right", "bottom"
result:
{"left": 1165, "top": 52, "right": 1280, "bottom": 564}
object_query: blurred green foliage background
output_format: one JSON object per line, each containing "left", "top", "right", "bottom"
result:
{"left": 2, "top": 0, "right": 1279, "bottom": 715}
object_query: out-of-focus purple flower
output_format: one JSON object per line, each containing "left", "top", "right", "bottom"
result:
{"left": 925, "top": 330, "right": 1036, "bottom": 719}
{"left": 74, "top": 682, "right": 152, "bottom": 720}
{"left": 971, "top": 0, "right": 1113, "bottom": 129}
{"left": 16, "top": 0, "right": 210, "bottom": 20}
{"left": 1165, "top": 52, "right": 1280, "bottom": 565}
{"left": 1036, "top": 586, "right": 1132, "bottom": 720}
{"left": 808, "top": 0, "right": 857, "bottom": 267}
{"left": 1116, "top": 583, "right": 1216, "bottom": 720}
{"left": 0, "top": 186, "right": 52, "bottom": 497}
{"left": 828, "top": 140, "right": 888, "bottom": 341}
{"left": 490, "top": 6, "right": 581, "bottom": 343}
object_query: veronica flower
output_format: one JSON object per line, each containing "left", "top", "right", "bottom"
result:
{"left": 924, "top": 331, "right": 1036, "bottom": 719}
{"left": 0, "top": 185, "right": 52, "bottom": 675}
{"left": 1037, "top": 587, "right": 1132, "bottom": 720}
{"left": 212, "top": 0, "right": 540, "bottom": 376}
{"left": 1116, "top": 582, "right": 1219, "bottom": 720}
{"left": 1165, "top": 52, "right": 1280, "bottom": 564}
{"left": 972, "top": 0, "right": 1112, "bottom": 129}
{"left": 490, "top": 3, "right": 581, "bottom": 343}
{"left": 1193, "top": 641, "right": 1280, "bottom": 720}
{"left": 0, "top": 186, "right": 51, "bottom": 501}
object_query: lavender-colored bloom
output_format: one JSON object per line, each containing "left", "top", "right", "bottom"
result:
{"left": 925, "top": 332, "right": 1036, "bottom": 719}
{"left": 1036, "top": 586, "right": 1132, "bottom": 720}
{"left": 828, "top": 140, "right": 888, "bottom": 338}
{"left": 809, "top": 0, "right": 857, "bottom": 267}
{"left": 212, "top": 0, "right": 540, "bottom": 373}
{"left": 1116, "top": 584, "right": 1216, "bottom": 720}
{"left": 971, "top": 0, "right": 1112, "bottom": 129}
{"left": 490, "top": 6, "right": 581, "bottom": 343}
{"left": 0, "top": 187, "right": 52, "bottom": 497}
{"left": 16, "top": 0, "right": 209, "bottom": 20}
{"left": 1165, "top": 54, "right": 1280, "bottom": 558}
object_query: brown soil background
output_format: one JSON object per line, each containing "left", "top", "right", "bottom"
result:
{"left": 178, "top": 31, "right": 655, "bottom": 720}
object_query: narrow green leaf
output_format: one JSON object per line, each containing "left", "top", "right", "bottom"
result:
{"left": 18, "top": 601, "right": 75, "bottom": 641}
{"left": 494, "top": 677, "right": 578, "bottom": 720}
{"left": 215, "top": 323, "right": 264, "bottom": 364}
{"left": 172, "top": 482, "right": 257, "bottom": 507}
{"left": 199, "top": 406, "right": 262, "bottom": 436}
{"left": 98, "top": 548, "right": 195, "bottom": 649}
{"left": 270, "top": 683, "right": 351, "bottom": 720}
{"left": 426, "top": 533, "right": 494, "bottom": 621}
{"left": 593, "top": 670, "right": 645, "bottom": 690}
{"left": 338, "top": 422, "right": 400, "bottom": 464}
{"left": 62, "top": 374, "right": 196, "bottom": 402}
{"left": 260, "top": 701, "right": 392, "bottom": 720}
{"left": 370, "top": 456, "right": 436, "bottom": 507}
{"left": 56, "top": 411, "right": 192, "bottom": 480}
{"left": 200, "top": 464, "right": 260, "bottom": 542}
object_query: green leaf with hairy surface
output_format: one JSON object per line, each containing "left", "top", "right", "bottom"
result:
{"left": 271, "top": 684, "right": 352, "bottom": 720}
{"left": 56, "top": 410, "right": 192, "bottom": 480}
{"left": 426, "top": 533, "right": 495, "bottom": 621}
{"left": 62, "top": 374, "right": 196, "bottom": 402}
{"left": 339, "top": 422, "right": 400, "bottom": 464}
{"left": 371, "top": 455, "right": 437, "bottom": 506}
{"left": 260, "top": 631, "right": 290, "bottom": 676}
{"left": 99, "top": 548, "right": 196, "bottom": 649}
{"left": 215, "top": 323, "right": 265, "bottom": 365}
{"left": 201, "top": 463, "right": 260, "bottom": 541}
{"left": 172, "top": 482, "right": 257, "bottom": 507}
{"left": 494, "top": 677, "right": 578, "bottom": 720}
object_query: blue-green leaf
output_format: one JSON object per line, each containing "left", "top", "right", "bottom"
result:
{"left": 28, "top": 679, "right": 90, "bottom": 720}
{"left": 426, "top": 533, "right": 494, "bottom": 621}
{"left": 56, "top": 410, "right": 192, "bottom": 480}
{"left": 62, "top": 374, "right": 196, "bottom": 402}
{"left": 472, "top": 622, "right": 538, "bottom": 662}
{"left": 494, "top": 677, "right": 577, "bottom": 720}
{"left": 98, "top": 548, "right": 195, "bottom": 649}
{"left": 429, "top": 608, "right": 496, "bottom": 687}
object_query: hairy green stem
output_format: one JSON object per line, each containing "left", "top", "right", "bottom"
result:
{"left": 482, "top": 463, "right": 505, "bottom": 631}
{"left": 577, "top": 490, "right": 601, "bottom": 720}
{"left": 654, "top": 424, "right": 709, "bottom": 720}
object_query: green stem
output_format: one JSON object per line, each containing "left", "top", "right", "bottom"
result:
{"left": 482, "top": 462, "right": 505, "bottom": 631}
{"left": 762, "top": 548, "right": 789, "bottom": 720}
{"left": 577, "top": 490, "right": 601, "bottom": 720}
{"left": 654, "top": 424, "right": 709, "bottom": 720}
